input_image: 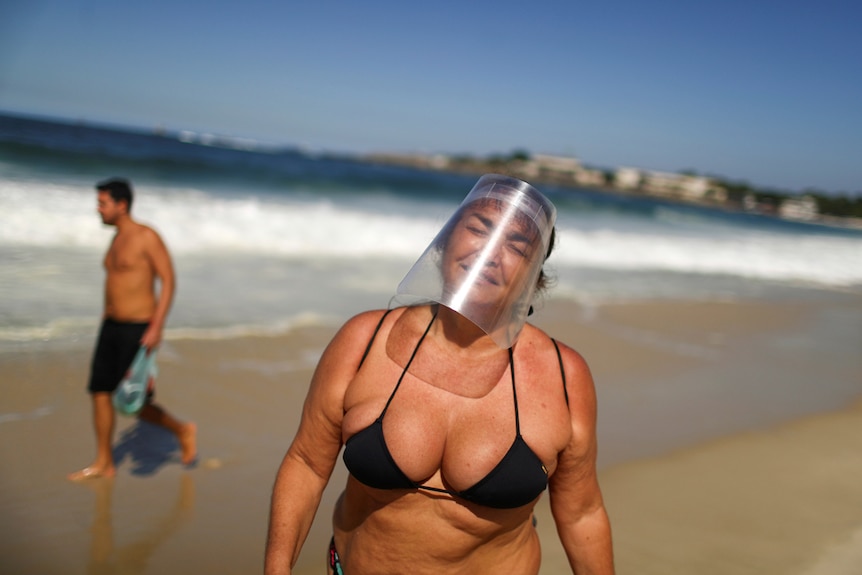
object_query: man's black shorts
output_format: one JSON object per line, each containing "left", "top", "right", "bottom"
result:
{"left": 88, "top": 319, "right": 149, "bottom": 394}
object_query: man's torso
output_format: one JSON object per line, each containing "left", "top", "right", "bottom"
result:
{"left": 104, "top": 223, "right": 157, "bottom": 322}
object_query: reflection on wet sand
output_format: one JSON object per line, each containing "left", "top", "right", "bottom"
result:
{"left": 86, "top": 474, "right": 195, "bottom": 575}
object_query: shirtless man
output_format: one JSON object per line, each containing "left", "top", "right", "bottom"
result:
{"left": 68, "top": 178, "right": 197, "bottom": 481}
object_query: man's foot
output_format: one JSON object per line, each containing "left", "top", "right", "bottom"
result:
{"left": 67, "top": 465, "right": 116, "bottom": 481}
{"left": 179, "top": 423, "right": 198, "bottom": 466}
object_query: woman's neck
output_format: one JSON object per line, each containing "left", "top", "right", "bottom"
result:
{"left": 431, "top": 305, "right": 504, "bottom": 355}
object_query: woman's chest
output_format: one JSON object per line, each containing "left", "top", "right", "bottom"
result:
{"left": 342, "top": 365, "right": 570, "bottom": 490}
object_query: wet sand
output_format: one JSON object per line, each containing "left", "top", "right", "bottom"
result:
{"left": 1, "top": 295, "right": 860, "bottom": 574}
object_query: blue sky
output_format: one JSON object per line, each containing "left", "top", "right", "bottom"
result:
{"left": 1, "top": 0, "right": 860, "bottom": 193}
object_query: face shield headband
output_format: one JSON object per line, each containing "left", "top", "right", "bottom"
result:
{"left": 394, "top": 174, "right": 557, "bottom": 348}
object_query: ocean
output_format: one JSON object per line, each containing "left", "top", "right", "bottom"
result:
{"left": 2, "top": 112, "right": 861, "bottom": 353}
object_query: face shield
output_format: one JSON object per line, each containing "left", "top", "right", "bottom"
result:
{"left": 394, "top": 174, "right": 556, "bottom": 348}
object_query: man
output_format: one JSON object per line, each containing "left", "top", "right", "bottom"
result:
{"left": 68, "top": 178, "right": 196, "bottom": 481}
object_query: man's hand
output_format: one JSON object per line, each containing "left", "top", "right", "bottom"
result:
{"left": 140, "top": 324, "right": 163, "bottom": 350}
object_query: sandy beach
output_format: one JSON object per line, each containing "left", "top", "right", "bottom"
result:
{"left": 1, "top": 295, "right": 860, "bottom": 574}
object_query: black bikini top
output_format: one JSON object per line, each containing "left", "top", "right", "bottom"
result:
{"left": 342, "top": 309, "right": 568, "bottom": 509}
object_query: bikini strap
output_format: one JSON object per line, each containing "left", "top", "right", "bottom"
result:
{"left": 357, "top": 309, "right": 394, "bottom": 369}
{"left": 508, "top": 347, "right": 521, "bottom": 434}
{"left": 379, "top": 308, "right": 437, "bottom": 416}
{"left": 551, "top": 338, "right": 569, "bottom": 406}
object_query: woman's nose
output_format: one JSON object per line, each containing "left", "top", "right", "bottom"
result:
{"left": 482, "top": 244, "right": 502, "bottom": 267}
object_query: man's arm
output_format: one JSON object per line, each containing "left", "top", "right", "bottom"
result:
{"left": 265, "top": 311, "right": 385, "bottom": 575}
{"left": 141, "top": 227, "right": 175, "bottom": 349}
{"left": 549, "top": 343, "right": 615, "bottom": 574}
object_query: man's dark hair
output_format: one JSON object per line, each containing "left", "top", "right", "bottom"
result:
{"left": 96, "top": 178, "right": 134, "bottom": 211}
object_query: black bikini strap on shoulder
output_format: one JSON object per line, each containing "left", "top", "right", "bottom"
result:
{"left": 508, "top": 347, "right": 521, "bottom": 434}
{"left": 380, "top": 308, "right": 437, "bottom": 416}
{"left": 551, "top": 338, "right": 569, "bottom": 407}
{"left": 358, "top": 309, "right": 393, "bottom": 369}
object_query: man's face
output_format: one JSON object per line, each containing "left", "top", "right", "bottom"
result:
{"left": 97, "top": 191, "right": 125, "bottom": 225}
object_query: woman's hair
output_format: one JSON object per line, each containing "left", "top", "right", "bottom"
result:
{"left": 536, "top": 226, "right": 556, "bottom": 293}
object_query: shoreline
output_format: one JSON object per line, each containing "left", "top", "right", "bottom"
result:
{"left": 1, "top": 295, "right": 860, "bottom": 574}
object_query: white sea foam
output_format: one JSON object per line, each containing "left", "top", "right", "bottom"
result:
{"left": 554, "top": 227, "right": 862, "bottom": 286}
{"left": 3, "top": 178, "right": 860, "bottom": 287}
{"left": 0, "top": 179, "right": 443, "bottom": 257}
{"left": 2, "top": 174, "right": 861, "bottom": 348}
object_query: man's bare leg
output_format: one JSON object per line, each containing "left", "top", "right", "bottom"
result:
{"left": 68, "top": 393, "right": 117, "bottom": 480}
{"left": 138, "top": 403, "right": 197, "bottom": 465}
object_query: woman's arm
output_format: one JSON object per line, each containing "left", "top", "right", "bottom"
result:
{"left": 265, "top": 311, "right": 386, "bottom": 575}
{"left": 548, "top": 342, "right": 615, "bottom": 575}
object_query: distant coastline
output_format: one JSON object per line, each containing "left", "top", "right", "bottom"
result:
{"left": 362, "top": 150, "right": 862, "bottom": 231}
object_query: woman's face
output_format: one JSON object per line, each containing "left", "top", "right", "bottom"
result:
{"left": 441, "top": 199, "right": 540, "bottom": 310}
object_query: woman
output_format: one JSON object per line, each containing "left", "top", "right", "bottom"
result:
{"left": 266, "top": 174, "right": 614, "bottom": 574}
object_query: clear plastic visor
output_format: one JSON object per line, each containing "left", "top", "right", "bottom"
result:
{"left": 395, "top": 174, "right": 556, "bottom": 348}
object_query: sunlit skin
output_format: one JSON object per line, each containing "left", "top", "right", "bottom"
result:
{"left": 97, "top": 192, "right": 162, "bottom": 331}
{"left": 266, "top": 196, "right": 614, "bottom": 574}
{"left": 266, "top": 303, "right": 614, "bottom": 574}
{"left": 68, "top": 190, "right": 196, "bottom": 481}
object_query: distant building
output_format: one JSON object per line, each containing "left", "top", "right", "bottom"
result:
{"left": 676, "top": 174, "right": 712, "bottom": 201}
{"left": 641, "top": 171, "right": 683, "bottom": 197}
{"left": 779, "top": 195, "right": 819, "bottom": 220}
{"left": 532, "top": 154, "right": 581, "bottom": 172}
{"left": 615, "top": 168, "right": 716, "bottom": 202}
{"left": 614, "top": 167, "right": 641, "bottom": 189}
{"left": 743, "top": 194, "right": 758, "bottom": 212}
{"left": 528, "top": 154, "right": 582, "bottom": 180}
{"left": 573, "top": 168, "right": 606, "bottom": 187}
{"left": 514, "top": 154, "right": 582, "bottom": 183}
{"left": 428, "top": 154, "right": 450, "bottom": 169}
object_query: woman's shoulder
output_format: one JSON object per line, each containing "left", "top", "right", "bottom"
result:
{"left": 329, "top": 307, "right": 413, "bottom": 354}
{"left": 519, "top": 323, "right": 592, "bottom": 382}
{"left": 331, "top": 309, "right": 392, "bottom": 347}
{"left": 520, "top": 322, "right": 581, "bottom": 355}
{"left": 343, "top": 308, "right": 392, "bottom": 328}
{"left": 310, "top": 310, "right": 398, "bottom": 393}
